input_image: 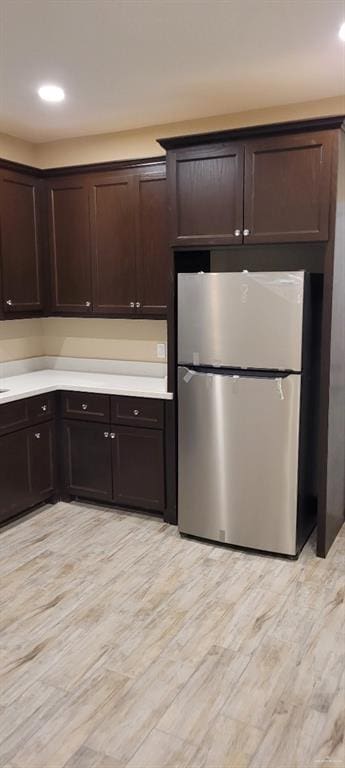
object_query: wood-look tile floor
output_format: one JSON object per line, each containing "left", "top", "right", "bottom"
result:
{"left": 0, "top": 502, "right": 344, "bottom": 768}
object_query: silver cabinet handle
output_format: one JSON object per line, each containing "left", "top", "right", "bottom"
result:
{"left": 243, "top": 229, "right": 250, "bottom": 236}
{"left": 133, "top": 409, "right": 140, "bottom": 416}
{"left": 35, "top": 432, "right": 41, "bottom": 439}
{"left": 135, "top": 301, "right": 141, "bottom": 308}
{"left": 104, "top": 431, "right": 109, "bottom": 438}
{"left": 81, "top": 403, "right": 88, "bottom": 410}
{"left": 85, "top": 301, "right": 91, "bottom": 307}
{"left": 6, "top": 299, "right": 13, "bottom": 306}
{"left": 130, "top": 302, "right": 135, "bottom": 308}
{"left": 234, "top": 229, "right": 241, "bottom": 237}
{"left": 110, "top": 432, "right": 115, "bottom": 439}
{"left": 41, "top": 404, "right": 47, "bottom": 412}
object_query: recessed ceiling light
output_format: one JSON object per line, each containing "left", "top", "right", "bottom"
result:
{"left": 339, "top": 22, "right": 345, "bottom": 41}
{"left": 38, "top": 84, "right": 65, "bottom": 103}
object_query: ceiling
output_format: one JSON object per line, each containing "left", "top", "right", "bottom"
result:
{"left": 1, "top": 0, "right": 344, "bottom": 143}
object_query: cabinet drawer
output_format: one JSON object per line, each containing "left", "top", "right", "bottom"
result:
{"left": 61, "top": 391, "right": 110, "bottom": 422}
{"left": 28, "top": 393, "right": 55, "bottom": 423}
{"left": 0, "top": 399, "right": 30, "bottom": 437}
{"left": 111, "top": 396, "right": 164, "bottom": 429}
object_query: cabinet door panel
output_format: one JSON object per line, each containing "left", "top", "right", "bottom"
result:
{"left": 63, "top": 420, "right": 112, "bottom": 501}
{"left": 244, "top": 131, "right": 334, "bottom": 243}
{"left": 1, "top": 171, "right": 42, "bottom": 313}
{"left": 0, "top": 430, "right": 31, "bottom": 524}
{"left": 136, "top": 173, "right": 169, "bottom": 315}
{"left": 112, "top": 426, "right": 165, "bottom": 511}
{"left": 169, "top": 143, "right": 244, "bottom": 246}
{"left": 90, "top": 175, "right": 136, "bottom": 315}
{"left": 29, "top": 422, "right": 56, "bottom": 501}
{"left": 49, "top": 178, "right": 92, "bottom": 313}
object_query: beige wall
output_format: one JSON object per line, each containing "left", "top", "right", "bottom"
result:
{"left": 0, "top": 318, "right": 167, "bottom": 364}
{"left": 0, "top": 132, "right": 36, "bottom": 166}
{"left": 1, "top": 95, "right": 343, "bottom": 169}
{"left": 35, "top": 95, "right": 345, "bottom": 168}
{"left": 0, "top": 319, "right": 44, "bottom": 363}
{"left": 41, "top": 318, "right": 167, "bottom": 362}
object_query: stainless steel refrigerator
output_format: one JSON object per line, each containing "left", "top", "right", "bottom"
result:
{"left": 177, "top": 270, "right": 315, "bottom": 556}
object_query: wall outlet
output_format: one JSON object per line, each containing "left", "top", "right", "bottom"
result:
{"left": 156, "top": 343, "right": 166, "bottom": 360}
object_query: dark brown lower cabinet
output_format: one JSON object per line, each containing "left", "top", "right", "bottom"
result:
{"left": 62, "top": 420, "right": 113, "bottom": 501}
{"left": 29, "top": 422, "right": 56, "bottom": 501}
{"left": 62, "top": 415, "right": 166, "bottom": 513}
{"left": 112, "top": 426, "right": 165, "bottom": 511}
{"left": 0, "top": 429, "right": 31, "bottom": 524}
{"left": 0, "top": 420, "right": 56, "bottom": 525}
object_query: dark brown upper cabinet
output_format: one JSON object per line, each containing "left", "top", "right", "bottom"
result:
{"left": 90, "top": 174, "right": 137, "bottom": 315}
{"left": 48, "top": 176, "right": 93, "bottom": 314}
{"left": 166, "top": 130, "right": 335, "bottom": 247}
{"left": 0, "top": 170, "right": 43, "bottom": 314}
{"left": 46, "top": 164, "right": 168, "bottom": 318}
{"left": 244, "top": 131, "right": 334, "bottom": 243}
{"left": 135, "top": 171, "right": 169, "bottom": 315}
{"left": 168, "top": 143, "right": 244, "bottom": 247}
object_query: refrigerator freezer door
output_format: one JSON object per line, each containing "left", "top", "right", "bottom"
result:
{"left": 178, "top": 271, "right": 304, "bottom": 371}
{"left": 178, "top": 367, "right": 301, "bottom": 555}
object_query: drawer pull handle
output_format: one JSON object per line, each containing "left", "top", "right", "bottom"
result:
{"left": 104, "top": 431, "right": 109, "bottom": 438}
{"left": 234, "top": 229, "right": 241, "bottom": 237}
{"left": 5, "top": 299, "right": 13, "bottom": 306}
{"left": 35, "top": 432, "right": 41, "bottom": 439}
{"left": 41, "top": 404, "right": 47, "bottom": 412}
{"left": 133, "top": 409, "right": 140, "bottom": 416}
{"left": 81, "top": 403, "right": 88, "bottom": 410}
{"left": 243, "top": 228, "right": 250, "bottom": 236}
{"left": 110, "top": 432, "right": 116, "bottom": 439}
{"left": 135, "top": 301, "right": 141, "bottom": 308}
{"left": 85, "top": 301, "right": 91, "bottom": 307}
{"left": 130, "top": 301, "right": 135, "bottom": 308}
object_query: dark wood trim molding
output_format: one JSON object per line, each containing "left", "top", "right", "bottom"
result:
{"left": 158, "top": 114, "right": 345, "bottom": 150}
{"left": 0, "top": 155, "right": 166, "bottom": 179}
{"left": 0, "top": 158, "right": 41, "bottom": 177}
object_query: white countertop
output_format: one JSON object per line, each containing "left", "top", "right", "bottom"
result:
{"left": 0, "top": 369, "right": 173, "bottom": 404}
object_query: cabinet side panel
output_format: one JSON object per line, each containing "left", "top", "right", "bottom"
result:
{"left": 318, "top": 131, "right": 345, "bottom": 556}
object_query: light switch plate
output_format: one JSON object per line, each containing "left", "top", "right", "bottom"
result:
{"left": 156, "top": 343, "right": 166, "bottom": 360}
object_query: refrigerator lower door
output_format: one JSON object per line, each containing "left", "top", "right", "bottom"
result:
{"left": 178, "top": 367, "right": 301, "bottom": 555}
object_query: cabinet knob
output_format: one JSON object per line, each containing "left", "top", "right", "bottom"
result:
{"left": 5, "top": 299, "right": 13, "bottom": 306}
{"left": 130, "top": 302, "right": 135, "bottom": 308}
{"left": 133, "top": 409, "right": 140, "bottom": 416}
{"left": 81, "top": 403, "right": 88, "bottom": 410}
{"left": 234, "top": 229, "right": 241, "bottom": 237}
{"left": 243, "top": 229, "right": 250, "bottom": 236}
{"left": 110, "top": 432, "right": 116, "bottom": 439}
{"left": 104, "top": 431, "right": 109, "bottom": 438}
{"left": 135, "top": 301, "right": 141, "bottom": 308}
{"left": 85, "top": 301, "right": 91, "bottom": 307}
{"left": 35, "top": 432, "right": 41, "bottom": 439}
{"left": 41, "top": 404, "right": 47, "bottom": 412}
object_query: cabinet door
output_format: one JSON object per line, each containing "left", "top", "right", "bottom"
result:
{"left": 29, "top": 422, "right": 56, "bottom": 501}
{"left": 112, "top": 426, "right": 165, "bottom": 511}
{"left": 168, "top": 143, "right": 244, "bottom": 246}
{"left": 49, "top": 177, "right": 93, "bottom": 313}
{"left": 0, "top": 429, "right": 31, "bottom": 524}
{"left": 135, "top": 173, "right": 170, "bottom": 316}
{"left": 63, "top": 420, "right": 112, "bottom": 501}
{"left": 244, "top": 131, "right": 334, "bottom": 243}
{"left": 90, "top": 174, "right": 136, "bottom": 315}
{"left": 0, "top": 170, "right": 43, "bottom": 314}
